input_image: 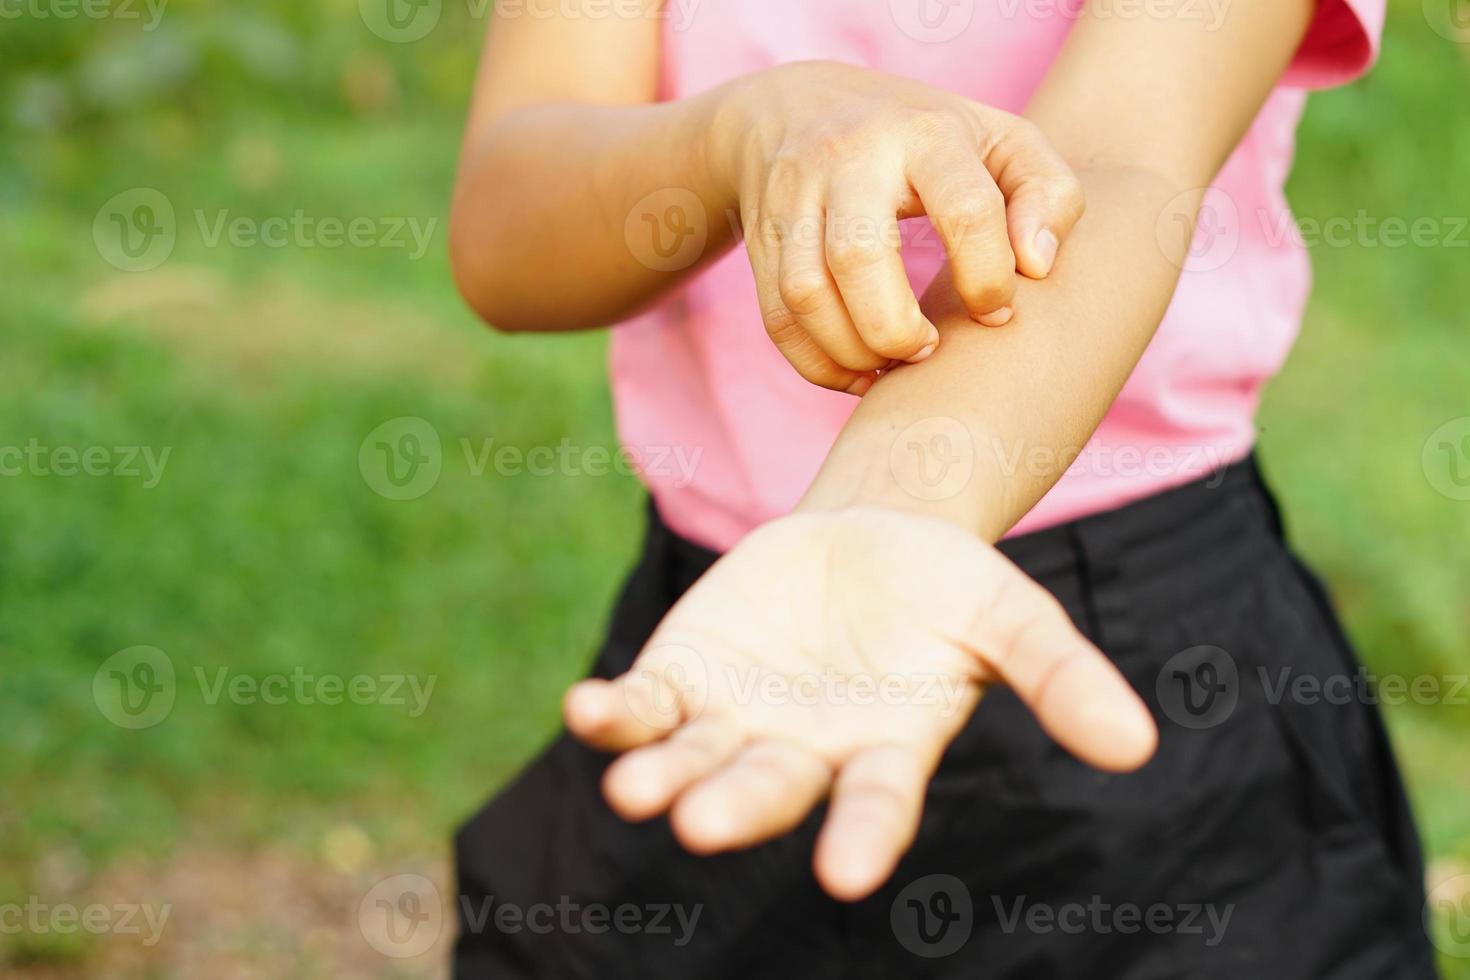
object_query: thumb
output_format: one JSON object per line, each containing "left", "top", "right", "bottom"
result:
{"left": 954, "top": 557, "right": 1157, "bottom": 772}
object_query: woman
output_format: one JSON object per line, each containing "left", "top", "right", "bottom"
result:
{"left": 448, "top": 1, "right": 1436, "bottom": 976}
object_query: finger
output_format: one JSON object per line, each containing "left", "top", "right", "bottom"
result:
{"left": 603, "top": 716, "right": 745, "bottom": 822}
{"left": 779, "top": 210, "right": 893, "bottom": 373}
{"left": 745, "top": 201, "right": 876, "bottom": 394}
{"left": 977, "top": 113, "right": 1086, "bottom": 279}
{"left": 813, "top": 742, "right": 932, "bottom": 902}
{"left": 955, "top": 565, "right": 1158, "bottom": 772}
{"left": 563, "top": 668, "right": 685, "bottom": 753}
{"left": 824, "top": 175, "right": 939, "bottom": 363}
{"left": 669, "top": 740, "right": 833, "bottom": 854}
{"left": 907, "top": 144, "right": 1017, "bottom": 325}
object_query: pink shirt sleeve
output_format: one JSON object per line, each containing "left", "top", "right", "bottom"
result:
{"left": 1281, "top": 0, "right": 1387, "bottom": 90}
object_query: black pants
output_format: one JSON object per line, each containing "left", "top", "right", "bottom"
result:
{"left": 454, "top": 457, "right": 1438, "bottom": 979}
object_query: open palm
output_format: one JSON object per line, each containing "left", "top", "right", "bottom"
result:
{"left": 563, "top": 507, "right": 1157, "bottom": 901}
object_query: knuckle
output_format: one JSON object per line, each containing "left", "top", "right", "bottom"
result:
{"left": 824, "top": 340, "right": 888, "bottom": 373}
{"left": 804, "top": 367, "right": 851, "bottom": 392}
{"left": 775, "top": 341, "right": 847, "bottom": 391}
{"left": 812, "top": 129, "right": 854, "bottom": 159}
{"left": 825, "top": 237, "right": 889, "bottom": 277}
{"left": 859, "top": 317, "right": 927, "bottom": 357}
{"left": 934, "top": 184, "right": 1003, "bottom": 243}
{"left": 762, "top": 305, "right": 802, "bottom": 340}
{"left": 907, "top": 107, "right": 966, "bottom": 143}
{"left": 937, "top": 190, "right": 1000, "bottom": 238}
{"left": 959, "top": 270, "right": 1016, "bottom": 311}
{"left": 764, "top": 154, "right": 805, "bottom": 194}
{"left": 777, "top": 270, "right": 831, "bottom": 315}
{"left": 674, "top": 726, "right": 729, "bottom": 761}
{"left": 835, "top": 347, "right": 889, "bottom": 372}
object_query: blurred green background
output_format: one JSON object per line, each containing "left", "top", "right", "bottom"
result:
{"left": 1, "top": 0, "right": 1466, "bottom": 976}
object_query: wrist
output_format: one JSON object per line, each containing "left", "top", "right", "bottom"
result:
{"left": 798, "top": 413, "right": 1010, "bottom": 542}
{"left": 696, "top": 75, "right": 763, "bottom": 204}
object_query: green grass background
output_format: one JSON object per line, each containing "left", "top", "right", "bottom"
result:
{"left": 1, "top": 0, "right": 1466, "bottom": 973}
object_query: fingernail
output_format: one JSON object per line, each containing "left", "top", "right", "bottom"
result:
{"left": 977, "top": 307, "right": 1013, "bottom": 327}
{"left": 907, "top": 342, "right": 937, "bottom": 363}
{"left": 1034, "top": 228, "right": 1059, "bottom": 276}
{"left": 846, "top": 375, "right": 876, "bottom": 396}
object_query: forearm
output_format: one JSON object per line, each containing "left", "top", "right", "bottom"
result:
{"left": 449, "top": 91, "right": 737, "bottom": 332}
{"left": 800, "top": 164, "right": 1197, "bottom": 542}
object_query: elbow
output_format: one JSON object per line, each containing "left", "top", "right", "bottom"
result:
{"left": 448, "top": 211, "right": 537, "bottom": 334}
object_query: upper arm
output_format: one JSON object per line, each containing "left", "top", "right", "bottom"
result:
{"left": 1024, "top": 0, "right": 1319, "bottom": 188}
{"left": 463, "top": 0, "right": 665, "bottom": 138}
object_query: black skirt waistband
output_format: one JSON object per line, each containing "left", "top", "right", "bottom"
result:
{"left": 646, "top": 453, "right": 1288, "bottom": 654}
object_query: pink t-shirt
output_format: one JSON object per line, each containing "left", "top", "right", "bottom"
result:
{"left": 611, "top": 0, "right": 1385, "bottom": 553}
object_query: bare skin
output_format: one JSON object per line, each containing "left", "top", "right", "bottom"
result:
{"left": 450, "top": 7, "right": 1084, "bottom": 392}
{"left": 456, "top": 0, "right": 1318, "bottom": 901}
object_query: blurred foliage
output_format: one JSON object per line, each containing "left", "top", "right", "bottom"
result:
{"left": 0, "top": 0, "right": 1466, "bottom": 976}
{"left": 1, "top": 0, "right": 482, "bottom": 125}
